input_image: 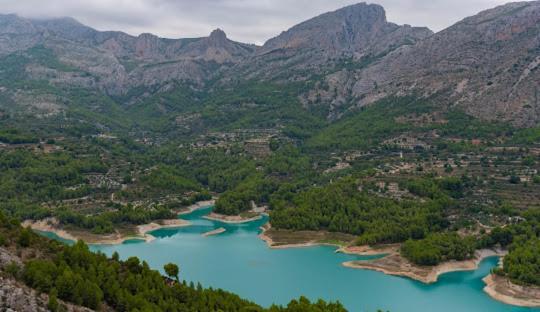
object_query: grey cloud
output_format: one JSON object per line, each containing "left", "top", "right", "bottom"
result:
{"left": 1, "top": 0, "right": 511, "bottom": 44}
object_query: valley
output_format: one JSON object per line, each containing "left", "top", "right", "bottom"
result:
{"left": 0, "top": 1, "right": 539, "bottom": 311}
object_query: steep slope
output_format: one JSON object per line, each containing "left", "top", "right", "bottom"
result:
{"left": 322, "top": 1, "right": 540, "bottom": 126}
{"left": 232, "top": 3, "right": 432, "bottom": 81}
{"left": 260, "top": 3, "right": 431, "bottom": 56}
{"left": 0, "top": 14, "right": 256, "bottom": 95}
{"left": 1, "top": 2, "right": 540, "bottom": 128}
{"left": 0, "top": 14, "right": 42, "bottom": 54}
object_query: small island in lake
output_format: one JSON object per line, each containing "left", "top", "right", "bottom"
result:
{"left": 204, "top": 212, "right": 263, "bottom": 224}
{"left": 202, "top": 227, "right": 226, "bottom": 237}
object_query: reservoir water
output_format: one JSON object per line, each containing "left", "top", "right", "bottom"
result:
{"left": 45, "top": 206, "right": 538, "bottom": 312}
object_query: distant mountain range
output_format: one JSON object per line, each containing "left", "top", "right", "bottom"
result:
{"left": 0, "top": 1, "right": 539, "bottom": 127}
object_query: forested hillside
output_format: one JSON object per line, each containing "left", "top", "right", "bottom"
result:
{"left": 0, "top": 1, "right": 539, "bottom": 308}
{"left": 0, "top": 211, "right": 347, "bottom": 311}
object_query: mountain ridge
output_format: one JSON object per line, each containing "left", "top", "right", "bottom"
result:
{"left": 0, "top": 1, "right": 539, "bottom": 127}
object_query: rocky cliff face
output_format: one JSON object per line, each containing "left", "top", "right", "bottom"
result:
{"left": 260, "top": 3, "right": 432, "bottom": 57}
{"left": 0, "top": 248, "right": 94, "bottom": 312}
{"left": 1, "top": 2, "right": 539, "bottom": 127}
{"left": 0, "top": 14, "right": 42, "bottom": 54}
{"left": 232, "top": 3, "right": 432, "bottom": 81}
{"left": 320, "top": 1, "right": 540, "bottom": 126}
{"left": 0, "top": 14, "right": 256, "bottom": 94}
{"left": 178, "top": 28, "right": 257, "bottom": 63}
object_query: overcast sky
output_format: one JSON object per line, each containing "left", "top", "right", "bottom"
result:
{"left": 2, "top": 0, "right": 512, "bottom": 44}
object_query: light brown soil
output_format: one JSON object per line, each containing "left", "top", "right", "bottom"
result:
{"left": 342, "top": 248, "right": 506, "bottom": 284}
{"left": 483, "top": 274, "right": 540, "bottom": 307}
{"left": 177, "top": 200, "right": 216, "bottom": 215}
{"left": 259, "top": 224, "right": 356, "bottom": 249}
{"left": 203, "top": 212, "right": 262, "bottom": 224}
{"left": 23, "top": 217, "right": 190, "bottom": 245}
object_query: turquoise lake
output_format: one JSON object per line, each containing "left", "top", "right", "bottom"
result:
{"left": 44, "top": 206, "right": 539, "bottom": 312}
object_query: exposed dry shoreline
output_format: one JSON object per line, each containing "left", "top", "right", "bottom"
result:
{"left": 24, "top": 203, "right": 538, "bottom": 307}
{"left": 23, "top": 217, "right": 191, "bottom": 245}
{"left": 260, "top": 226, "right": 539, "bottom": 307}
{"left": 24, "top": 200, "right": 217, "bottom": 245}
{"left": 483, "top": 274, "right": 540, "bottom": 307}
{"left": 178, "top": 200, "right": 216, "bottom": 215}
{"left": 258, "top": 223, "right": 353, "bottom": 249}
{"left": 259, "top": 230, "right": 332, "bottom": 249}
{"left": 203, "top": 212, "right": 263, "bottom": 224}
{"left": 22, "top": 218, "right": 78, "bottom": 242}
{"left": 342, "top": 246, "right": 507, "bottom": 284}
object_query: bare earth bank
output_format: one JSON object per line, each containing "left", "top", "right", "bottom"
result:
{"left": 22, "top": 217, "right": 190, "bottom": 245}
{"left": 203, "top": 212, "right": 262, "bottom": 224}
{"left": 177, "top": 200, "right": 216, "bottom": 215}
{"left": 341, "top": 246, "right": 507, "bottom": 284}
{"left": 483, "top": 274, "right": 540, "bottom": 307}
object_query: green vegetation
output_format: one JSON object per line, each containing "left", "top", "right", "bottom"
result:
{"left": 0, "top": 212, "right": 347, "bottom": 311}
{"left": 0, "top": 149, "right": 106, "bottom": 220}
{"left": 270, "top": 177, "right": 450, "bottom": 245}
{"left": 164, "top": 263, "right": 180, "bottom": 282}
{"left": 401, "top": 233, "right": 476, "bottom": 266}
{"left": 55, "top": 205, "right": 175, "bottom": 234}
{"left": 0, "top": 129, "right": 39, "bottom": 144}
{"left": 305, "top": 97, "right": 420, "bottom": 152}
{"left": 482, "top": 210, "right": 540, "bottom": 286}
{"left": 501, "top": 238, "right": 540, "bottom": 285}
{"left": 0, "top": 44, "right": 538, "bottom": 295}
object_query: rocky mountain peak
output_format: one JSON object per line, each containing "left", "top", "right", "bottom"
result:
{"left": 339, "top": 2, "right": 387, "bottom": 25}
{"left": 208, "top": 28, "right": 228, "bottom": 46}
{"left": 31, "top": 16, "right": 97, "bottom": 42}
{"left": 342, "top": 0, "right": 540, "bottom": 127}
{"left": 259, "top": 2, "right": 431, "bottom": 56}
{"left": 134, "top": 33, "right": 162, "bottom": 58}
{"left": 0, "top": 14, "right": 38, "bottom": 35}
{"left": 0, "top": 14, "right": 42, "bottom": 55}
{"left": 209, "top": 28, "right": 227, "bottom": 41}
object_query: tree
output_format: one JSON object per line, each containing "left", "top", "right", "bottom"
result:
{"left": 48, "top": 288, "right": 60, "bottom": 312}
{"left": 18, "top": 227, "right": 32, "bottom": 247}
{"left": 508, "top": 175, "right": 521, "bottom": 184}
{"left": 164, "top": 263, "right": 179, "bottom": 282}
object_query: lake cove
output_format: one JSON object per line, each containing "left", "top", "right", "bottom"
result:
{"left": 62, "top": 207, "right": 537, "bottom": 312}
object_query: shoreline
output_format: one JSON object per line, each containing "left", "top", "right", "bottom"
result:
{"left": 23, "top": 217, "right": 191, "bottom": 245}
{"left": 483, "top": 274, "right": 540, "bottom": 307}
{"left": 25, "top": 207, "right": 538, "bottom": 307}
{"left": 24, "top": 199, "right": 215, "bottom": 245}
{"left": 341, "top": 248, "right": 507, "bottom": 284}
{"left": 258, "top": 224, "right": 346, "bottom": 249}
{"left": 337, "top": 244, "right": 397, "bottom": 256}
{"left": 203, "top": 212, "right": 263, "bottom": 224}
{"left": 258, "top": 226, "right": 540, "bottom": 307}
{"left": 24, "top": 218, "right": 79, "bottom": 242}
{"left": 178, "top": 200, "right": 216, "bottom": 215}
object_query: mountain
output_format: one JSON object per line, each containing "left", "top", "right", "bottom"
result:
{"left": 309, "top": 1, "right": 540, "bottom": 126}
{"left": 0, "top": 14, "right": 256, "bottom": 94}
{"left": 0, "top": 3, "right": 432, "bottom": 92}
{"left": 260, "top": 3, "right": 432, "bottom": 57}
{"left": 0, "top": 2, "right": 539, "bottom": 127}
{"left": 232, "top": 3, "right": 432, "bottom": 81}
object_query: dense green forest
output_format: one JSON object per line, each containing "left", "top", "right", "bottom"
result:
{"left": 0, "top": 211, "right": 347, "bottom": 311}
{"left": 0, "top": 46, "right": 539, "bottom": 292}
{"left": 483, "top": 210, "right": 540, "bottom": 286}
{"left": 269, "top": 176, "right": 458, "bottom": 245}
{"left": 401, "top": 233, "right": 476, "bottom": 265}
{"left": 0, "top": 14, "right": 539, "bottom": 311}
